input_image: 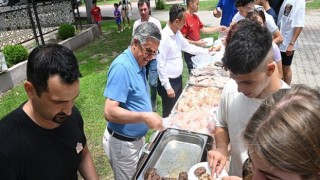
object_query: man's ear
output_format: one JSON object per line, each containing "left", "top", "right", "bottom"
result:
{"left": 174, "top": 18, "right": 180, "bottom": 25}
{"left": 133, "top": 38, "right": 138, "bottom": 44}
{"left": 24, "top": 81, "right": 36, "bottom": 99}
{"left": 266, "top": 62, "right": 276, "bottom": 77}
{"left": 132, "top": 38, "right": 140, "bottom": 48}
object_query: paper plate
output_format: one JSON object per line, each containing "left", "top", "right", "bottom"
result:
{"left": 187, "top": 162, "right": 228, "bottom": 180}
{"left": 202, "top": 38, "right": 214, "bottom": 47}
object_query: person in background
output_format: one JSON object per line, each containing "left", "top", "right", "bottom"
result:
{"left": 132, "top": 0, "right": 162, "bottom": 112}
{"left": 91, "top": 0, "right": 103, "bottom": 36}
{"left": 213, "top": 0, "right": 238, "bottom": 27}
{"left": 231, "top": 0, "right": 283, "bottom": 45}
{"left": 119, "top": 0, "right": 132, "bottom": 29}
{"left": 277, "top": 0, "right": 305, "bottom": 85}
{"left": 246, "top": 10, "right": 283, "bottom": 78}
{"left": 269, "top": 0, "right": 284, "bottom": 15}
{"left": 0, "top": 44, "right": 98, "bottom": 180}
{"left": 102, "top": 22, "right": 164, "bottom": 180}
{"left": 207, "top": 20, "right": 289, "bottom": 177}
{"left": 243, "top": 85, "right": 320, "bottom": 180}
{"left": 114, "top": 3, "right": 123, "bottom": 33}
{"left": 181, "top": 0, "right": 227, "bottom": 74}
{"left": 157, "top": 4, "right": 215, "bottom": 118}
{"left": 254, "top": 0, "right": 278, "bottom": 24}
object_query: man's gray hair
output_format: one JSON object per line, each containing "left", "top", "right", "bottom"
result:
{"left": 132, "top": 22, "right": 161, "bottom": 44}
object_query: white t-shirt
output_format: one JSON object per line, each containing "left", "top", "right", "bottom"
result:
{"left": 215, "top": 79, "right": 290, "bottom": 176}
{"left": 273, "top": 42, "right": 281, "bottom": 63}
{"left": 132, "top": 16, "right": 162, "bottom": 36}
{"left": 277, "top": 0, "right": 305, "bottom": 52}
{"left": 232, "top": 5, "right": 278, "bottom": 34}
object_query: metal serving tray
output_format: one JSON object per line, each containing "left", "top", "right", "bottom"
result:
{"left": 134, "top": 128, "right": 213, "bottom": 180}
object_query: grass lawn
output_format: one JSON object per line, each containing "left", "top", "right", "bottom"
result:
{"left": 162, "top": 0, "right": 218, "bottom": 11}
{"left": 306, "top": 0, "right": 320, "bottom": 9}
{"left": 94, "top": 0, "right": 218, "bottom": 11}
{"left": 97, "top": 0, "right": 119, "bottom": 6}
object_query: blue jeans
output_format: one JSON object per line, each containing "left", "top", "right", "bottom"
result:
{"left": 146, "top": 59, "right": 158, "bottom": 111}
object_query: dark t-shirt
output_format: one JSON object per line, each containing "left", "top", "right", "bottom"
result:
{"left": 269, "top": 0, "right": 284, "bottom": 15}
{"left": 0, "top": 105, "right": 86, "bottom": 180}
{"left": 266, "top": 8, "right": 278, "bottom": 24}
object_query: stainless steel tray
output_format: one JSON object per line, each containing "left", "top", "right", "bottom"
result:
{"left": 134, "top": 128, "right": 213, "bottom": 180}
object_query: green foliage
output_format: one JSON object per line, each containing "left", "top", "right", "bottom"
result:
{"left": 164, "top": 0, "right": 216, "bottom": 11}
{"left": 3, "top": 45, "right": 28, "bottom": 68}
{"left": 58, "top": 24, "right": 75, "bottom": 40}
{"left": 306, "top": 0, "right": 320, "bottom": 9}
{"left": 96, "top": 0, "right": 119, "bottom": 5}
{"left": 156, "top": 0, "right": 165, "bottom": 10}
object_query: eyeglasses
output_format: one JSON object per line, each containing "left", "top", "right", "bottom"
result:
{"left": 137, "top": 40, "right": 160, "bottom": 57}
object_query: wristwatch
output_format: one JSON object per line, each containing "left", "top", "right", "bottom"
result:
{"left": 289, "top": 42, "right": 294, "bottom": 45}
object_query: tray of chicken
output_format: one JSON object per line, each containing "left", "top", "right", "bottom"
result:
{"left": 188, "top": 61, "right": 230, "bottom": 88}
{"left": 173, "top": 86, "right": 222, "bottom": 113}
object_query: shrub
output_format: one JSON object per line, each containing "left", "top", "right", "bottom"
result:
{"left": 3, "top": 45, "right": 29, "bottom": 68}
{"left": 58, "top": 24, "right": 75, "bottom": 40}
{"left": 156, "top": 0, "right": 165, "bottom": 10}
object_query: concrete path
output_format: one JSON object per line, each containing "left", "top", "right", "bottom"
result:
{"left": 291, "top": 10, "right": 320, "bottom": 90}
{"left": 79, "top": 3, "right": 320, "bottom": 89}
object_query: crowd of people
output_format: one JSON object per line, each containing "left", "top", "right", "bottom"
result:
{"left": 0, "top": 0, "right": 315, "bottom": 179}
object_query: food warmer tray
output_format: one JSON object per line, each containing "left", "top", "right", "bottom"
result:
{"left": 133, "top": 128, "right": 213, "bottom": 180}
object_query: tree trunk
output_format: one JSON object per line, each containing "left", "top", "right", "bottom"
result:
{"left": 85, "top": 0, "right": 93, "bottom": 23}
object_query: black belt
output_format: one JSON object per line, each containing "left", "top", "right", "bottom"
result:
{"left": 107, "top": 127, "right": 140, "bottom": 142}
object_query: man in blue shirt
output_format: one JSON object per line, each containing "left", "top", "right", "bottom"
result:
{"left": 255, "top": 0, "right": 278, "bottom": 24}
{"left": 102, "top": 22, "right": 164, "bottom": 180}
{"left": 213, "top": 0, "right": 238, "bottom": 26}
{"left": 269, "top": 0, "right": 284, "bottom": 15}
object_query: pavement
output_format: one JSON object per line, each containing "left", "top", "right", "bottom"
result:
{"left": 79, "top": 2, "right": 320, "bottom": 89}
{"left": 290, "top": 10, "right": 320, "bottom": 90}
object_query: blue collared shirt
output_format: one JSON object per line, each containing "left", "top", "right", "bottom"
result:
{"left": 104, "top": 47, "right": 151, "bottom": 137}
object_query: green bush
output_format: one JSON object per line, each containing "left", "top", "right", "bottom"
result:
{"left": 156, "top": 0, "right": 165, "bottom": 10}
{"left": 58, "top": 24, "right": 75, "bottom": 40}
{"left": 3, "top": 45, "right": 29, "bottom": 68}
